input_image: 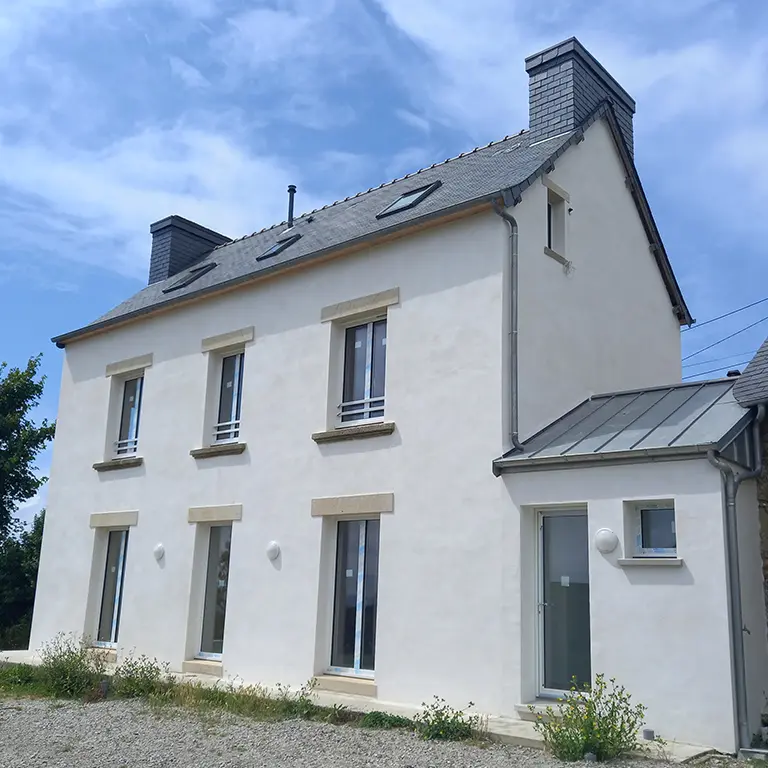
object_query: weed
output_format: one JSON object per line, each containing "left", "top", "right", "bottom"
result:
{"left": 414, "top": 696, "right": 479, "bottom": 741}
{"left": 530, "top": 674, "right": 646, "bottom": 762}
{"left": 113, "top": 654, "right": 170, "bottom": 699}
{"left": 38, "top": 634, "right": 106, "bottom": 699}
{"left": 360, "top": 710, "right": 414, "bottom": 730}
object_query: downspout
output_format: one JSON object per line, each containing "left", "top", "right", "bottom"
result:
{"left": 492, "top": 198, "right": 525, "bottom": 454}
{"left": 707, "top": 403, "right": 766, "bottom": 751}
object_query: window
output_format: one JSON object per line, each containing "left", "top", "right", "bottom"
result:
{"left": 162, "top": 262, "right": 217, "bottom": 294}
{"left": 339, "top": 319, "right": 387, "bottom": 423}
{"left": 214, "top": 352, "right": 244, "bottom": 442}
{"left": 329, "top": 519, "right": 380, "bottom": 675}
{"left": 257, "top": 232, "right": 301, "bottom": 261}
{"left": 633, "top": 502, "right": 676, "bottom": 557}
{"left": 115, "top": 376, "right": 143, "bottom": 455}
{"left": 199, "top": 524, "right": 232, "bottom": 658}
{"left": 95, "top": 530, "right": 129, "bottom": 647}
{"left": 546, "top": 188, "right": 566, "bottom": 256}
{"left": 376, "top": 180, "right": 442, "bottom": 219}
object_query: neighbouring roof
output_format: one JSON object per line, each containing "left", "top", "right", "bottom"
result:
{"left": 494, "top": 379, "right": 755, "bottom": 473}
{"left": 733, "top": 336, "right": 768, "bottom": 407}
{"left": 53, "top": 103, "right": 692, "bottom": 347}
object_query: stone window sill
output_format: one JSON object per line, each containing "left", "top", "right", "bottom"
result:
{"left": 182, "top": 659, "right": 223, "bottom": 677}
{"left": 313, "top": 674, "right": 377, "bottom": 698}
{"left": 618, "top": 557, "right": 683, "bottom": 567}
{"left": 92, "top": 647, "right": 117, "bottom": 664}
{"left": 312, "top": 422, "right": 395, "bottom": 444}
{"left": 93, "top": 456, "right": 143, "bottom": 472}
{"left": 190, "top": 442, "right": 247, "bottom": 459}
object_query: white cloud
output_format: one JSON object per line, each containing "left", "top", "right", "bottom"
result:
{"left": 395, "top": 109, "right": 431, "bottom": 134}
{"left": 169, "top": 55, "right": 209, "bottom": 88}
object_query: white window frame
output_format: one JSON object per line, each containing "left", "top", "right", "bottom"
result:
{"left": 114, "top": 376, "right": 143, "bottom": 456}
{"left": 213, "top": 351, "right": 244, "bottom": 443}
{"left": 196, "top": 523, "right": 232, "bottom": 661}
{"left": 326, "top": 516, "right": 379, "bottom": 679}
{"left": 337, "top": 317, "right": 387, "bottom": 426}
{"left": 632, "top": 501, "right": 677, "bottom": 557}
{"left": 93, "top": 528, "right": 129, "bottom": 649}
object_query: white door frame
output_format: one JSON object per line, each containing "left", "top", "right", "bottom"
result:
{"left": 535, "top": 507, "right": 589, "bottom": 698}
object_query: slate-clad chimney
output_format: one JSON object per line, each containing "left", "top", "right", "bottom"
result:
{"left": 148, "top": 215, "right": 231, "bottom": 285}
{"left": 525, "top": 38, "right": 636, "bottom": 157}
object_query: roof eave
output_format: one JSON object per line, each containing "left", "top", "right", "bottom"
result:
{"left": 52, "top": 195, "right": 498, "bottom": 348}
{"left": 493, "top": 444, "right": 715, "bottom": 474}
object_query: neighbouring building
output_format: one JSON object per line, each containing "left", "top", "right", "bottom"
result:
{"left": 25, "top": 38, "right": 768, "bottom": 753}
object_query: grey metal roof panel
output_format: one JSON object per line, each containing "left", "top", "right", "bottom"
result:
{"left": 496, "top": 379, "right": 748, "bottom": 469}
{"left": 86, "top": 131, "right": 573, "bottom": 329}
{"left": 734, "top": 337, "right": 768, "bottom": 407}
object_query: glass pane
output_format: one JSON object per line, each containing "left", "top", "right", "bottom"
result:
{"left": 118, "top": 377, "right": 142, "bottom": 448}
{"left": 371, "top": 320, "right": 387, "bottom": 401}
{"left": 542, "top": 514, "right": 590, "bottom": 691}
{"left": 97, "top": 530, "right": 128, "bottom": 643}
{"left": 342, "top": 325, "right": 368, "bottom": 422}
{"left": 361, "top": 520, "right": 380, "bottom": 671}
{"left": 331, "top": 520, "right": 362, "bottom": 668}
{"left": 217, "top": 355, "right": 238, "bottom": 429}
{"left": 200, "top": 525, "right": 232, "bottom": 655}
{"left": 642, "top": 508, "right": 676, "bottom": 550}
{"left": 234, "top": 353, "right": 244, "bottom": 423}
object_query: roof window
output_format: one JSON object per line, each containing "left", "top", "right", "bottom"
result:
{"left": 257, "top": 232, "right": 302, "bottom": 261}
{"left": 376, "top": 180, "right": 442, "bottom": 219}
{"left": 162, "top": 262, "right": 217, "bottom": 294}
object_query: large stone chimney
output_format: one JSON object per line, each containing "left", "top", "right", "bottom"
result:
{"left": 148, "top": 215, "right": 231, "bottom": 285}
{"left": 525, "top": 38, "right": 636, "bottom": 156}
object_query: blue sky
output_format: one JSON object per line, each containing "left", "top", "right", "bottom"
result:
{"left": 2, "top": 0, "right": 767, "bottom": 522}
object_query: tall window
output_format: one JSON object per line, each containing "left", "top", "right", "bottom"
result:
{"left": 199, "top": 525, "right": 232, "bottom": 658}
{"left": 116, "top": 376, "right": 143, "bottom": 455}
{"left": 330, "top": 519, "right": 380, "bottom": 675}
{"left": 96, "top": 530, "right": 129, "bottom": 646}
{"left": 546, "top": 188, "right": 566, "bottom": 256}
{"left": 214, "top": 353, "right": 244, "bottom": 441}
{"left": 340, "top": 320, "right": 387, "bottom": 423}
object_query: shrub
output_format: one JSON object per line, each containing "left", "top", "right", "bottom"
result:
{"left": 38, "top": 634, "right": 107, "bottom": 698}
{"left": 113, "top": 654, "right": 169, "bottom": 698}
{"left": 530, "top": 674, "right": 646, "bottom": 762}
{"left": 414, "top": 696, "right": 478, "bottom": 741}
{"left": 0, "top": 662, "right": 41, "bottom": 688}
{"left": 360, "top": 710, "right": 414, "bottom": 730}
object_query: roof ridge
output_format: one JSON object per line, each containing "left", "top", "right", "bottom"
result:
{"left": 211, "top": 128, "right": 529, "bottom": 253}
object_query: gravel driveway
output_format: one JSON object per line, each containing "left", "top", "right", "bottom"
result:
{"left": 0, "top": 698, "right": 675, "bottom": 768}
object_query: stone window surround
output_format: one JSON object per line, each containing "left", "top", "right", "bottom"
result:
{"left": 311, "top": 492, "right": 394, "bottom": 518}
{"left": 89, "top": 510, "right": 139, "bottom": 528}
{"left": 105, "top": 353, "right": 153, "bottom": 379}
{"left": 188, "top": 504, "right": 242, "bottom": 524}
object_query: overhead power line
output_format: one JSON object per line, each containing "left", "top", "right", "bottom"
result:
{"left": 682, "top": 350, "right": 759, "bottom": 369}
{"left": 682, "top": 315, "right": 768, "bottom": 361}
{"left": 682, "top": 296, "right": 768, "bottom": 332}
{"left": 682, "top": 361, "right": 752, "bottom": 381}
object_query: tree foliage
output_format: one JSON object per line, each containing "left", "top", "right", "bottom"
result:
{"left": 0, "top": 354, "right": 55, "bottom": 541}
{"left": 0, "top": 510, "right": 44, "bottom": 649}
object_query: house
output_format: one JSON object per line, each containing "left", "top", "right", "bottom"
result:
{"left": 26, "top": 37, "right": 768, "bottom": 752}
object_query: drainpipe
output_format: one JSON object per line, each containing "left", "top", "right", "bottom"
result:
{"left": 492, "top": 198, "right": 525, "bottom": 454}
{"left": 707, "top": 403, "right": 766, "bottom": 750}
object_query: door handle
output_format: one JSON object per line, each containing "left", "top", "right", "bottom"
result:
{"left": 537, "top": 602, "right": 549, "bottom": 613}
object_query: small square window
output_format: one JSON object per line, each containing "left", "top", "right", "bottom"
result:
{"left": 633, "top": 502, "right": 676, "bottom": 557}
{"left": 257, "top": 232, "right": 301, "bottom": 261}
{"left": 162, "top": 262, "right": 217, "bottom": 294}
{"left": 376, "top": 180, "right": 442, "bottom": 219}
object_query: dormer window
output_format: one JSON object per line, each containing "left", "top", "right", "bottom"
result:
{"left": 376, "top": 180, "right": 442, "bottom": 219}
{"left": 162, "top": 262, "right": 217, "bottom": 294}
{"left": 257, "top": 232, "right": 302, "bottom": 261}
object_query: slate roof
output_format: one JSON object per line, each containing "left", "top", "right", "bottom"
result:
{"left": 494, "top": 379, "right": 754, "bottom": 473}
{"left": 52, "top": 103, "right": 692, "bottom": 346}
{"left": 733, "top": 337, "right": 768, "bottom": 407}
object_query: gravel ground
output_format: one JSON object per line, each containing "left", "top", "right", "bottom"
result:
{"left": 0, "top": 698, "right": 679, "bottom": 768}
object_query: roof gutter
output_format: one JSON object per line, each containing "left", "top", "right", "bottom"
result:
{"left": 707, "top": 403, "right": 766, "bottom": 752}
{"left": 492, "top": 195, "right": 525, "bottom": 456}
{"left": 52, "top": 196, "right": 496, "bottom": 348}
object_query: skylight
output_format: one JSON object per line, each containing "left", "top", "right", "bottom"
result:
{"left": 376, "top": 180, "right": 442, "bottom": 219}
{"left": 162, "top": 262, "right": 217, "bottom": 294}
{"left": 257, "top": 232, "right": 302, "bottom": 261}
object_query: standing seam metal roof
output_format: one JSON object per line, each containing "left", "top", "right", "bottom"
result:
{"left": 494, "top": 379, "right": 752, "bottom": 471}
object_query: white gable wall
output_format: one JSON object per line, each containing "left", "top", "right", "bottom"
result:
{"left": 513, "top": 119, "right": 682, "bottom": 439}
